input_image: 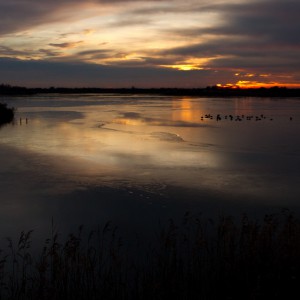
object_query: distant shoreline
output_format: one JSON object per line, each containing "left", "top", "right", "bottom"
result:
{"left": 1, "top": 84, "right": 300, "bottom": 97}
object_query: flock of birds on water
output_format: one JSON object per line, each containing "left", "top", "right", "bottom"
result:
{"left": 16, "top": 114, "right": 294, "bottom": 126}
{"left": 199, "top": 113, "right": 293, "bottom": 122}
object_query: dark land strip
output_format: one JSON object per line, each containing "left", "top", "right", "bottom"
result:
{"left": 1, "top": 84, "right": 300, "bottom": 97}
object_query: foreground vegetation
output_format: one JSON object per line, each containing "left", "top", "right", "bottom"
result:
{"left": 0, "top": 211, "right": 299, "bottom": 299}
{"left": 0, "top": 102, "right": 14, "bottom": 126}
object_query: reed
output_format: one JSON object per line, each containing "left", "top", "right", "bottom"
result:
{"left": 0, "top": 211, "right": 299, "bottom": 299}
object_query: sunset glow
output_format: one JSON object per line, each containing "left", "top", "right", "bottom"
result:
{"left": 0, "top": 0, "right": 299, "bottom": 88}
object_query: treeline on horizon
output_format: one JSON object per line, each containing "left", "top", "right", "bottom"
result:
{"left": 1, "top": 83, "right": 300, "bottom": 97}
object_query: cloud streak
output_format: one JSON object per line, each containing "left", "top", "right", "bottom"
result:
{"left": 0, "top": 0, "right": 299, "bottom": 87}
{"left": 49, "top": 42, "right": 83, "bottom": 49}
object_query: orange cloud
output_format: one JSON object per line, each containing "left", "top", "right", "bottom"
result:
{"left": 218, "top": 81, "right": 300, "bottom": 89}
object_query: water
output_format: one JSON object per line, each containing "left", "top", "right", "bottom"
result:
{"left": 0, "top": 94, "right": 300, "bottom": 241}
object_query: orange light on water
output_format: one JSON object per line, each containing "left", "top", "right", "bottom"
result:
{"left": 172, "top": 98, "right": 204, "bottom": 123}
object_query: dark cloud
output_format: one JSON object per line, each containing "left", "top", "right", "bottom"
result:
{"left": 162, "top": 39, "right": 299, "bottom": 61}
{"left": 0, "top": 57, "right": 232, "bottom": 88}
{"left": 0, "top": 45, "right": 62, "bottom": 59}
{"left": 102, "top": 55, "right": 180, "bottom": 68}
{"left": 107, "top": 15, "right": 154, "bottom": 27}
{"left": 0, "top": 1, "right": 91, "bottom": 34}
{"left": 0, "top": 0, "right": 299, "bottom": 86}
{"left": 123, "top": 0, "right": 216, "bottom": 16}
{"left": 39, "top": 49, "right": 61, "bottom": 57}
{"left": 76, "top": 49, "right": 111, "bottom": 59}
{"left": 0, "top": 1, "right": 59, "bottom": 34}
{"left": 78, "top": 49, "right": 109, "bottom": 56}
{"left": 166, "top": 0, "right": 300, "bottom": 43}
{"left": 0, "top": 0, "right": 171, "bottom": 34}
{"left": 158, "top": 0, "right": 300, "bottom": 76}
{"left": 210, "top": 56, "right": 300, "bottom": 74}
{"left": 49, "top": 42, "right": 83, "bottom": 48}
{"left": 219, "top": 0, "right": 300, "bottom": 45}
{"left": 0, "top": 46, "right": 27, "bottom": 56}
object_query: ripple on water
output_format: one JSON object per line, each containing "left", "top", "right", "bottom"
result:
{"left": 149, "top": 131, "right": 184, "bottom": 142}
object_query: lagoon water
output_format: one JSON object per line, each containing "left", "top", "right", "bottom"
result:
{"left": 0, "top": 94, "right": 300, "bottom": 241}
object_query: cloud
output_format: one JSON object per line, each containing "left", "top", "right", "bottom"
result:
{"left": 0, "top": 1, "right": 233, "bottom": 35}
{"left": 83, "top": 29, "right": 95, "bottom": 35}
{"left": 155, "top": 0, "right": 300, "bottom": 77}
{"left": 0, "top": 57, "right": 233, "bottom": 88}
{"left": 165, "top": 1, "right": 300, "bottom": 43}
{"left": 0, "top": 45, "right": 57, "bottom": 59}
{"left": 0, "top": 46, "right": 27, "bottom": 56}
{"left": 219, "top": 1, "right": 300, "bottom": 44}
{"left": 76, "top": 49, "right": 110, "bottom": 56}
{"left": 0, "top": 0, "right": 299, "bottom": 87}
{"left": 0, "top": 0, "right": 176, "bottom": 33}
{"left": 107, "top": 56, "right": 180, "bottom": 68}
{"left": 68, "top": 49, "right": 112, "bottom": 61}
{"left": 0, "top": 1, "right": 97, "bottom": 34}
{"left": 39, "top": 48, "right": 61, "bottom": 57}
{"left": 49, "top": 41, "right": 83, "bottom": 49}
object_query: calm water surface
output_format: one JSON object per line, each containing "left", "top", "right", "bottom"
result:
{"left": 0, "top": 94, "right": 300, "bottom": 240}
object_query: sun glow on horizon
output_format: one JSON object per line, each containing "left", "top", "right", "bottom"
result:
{"left": 216, "top": 81, "right": 300, "bottom": 89}
{"left": 172, "top": 97, "right": 205, "bottom": 123}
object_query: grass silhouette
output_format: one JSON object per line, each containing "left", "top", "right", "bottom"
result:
{"left": 0, "top": 211, "right": 299, "bottom": 299}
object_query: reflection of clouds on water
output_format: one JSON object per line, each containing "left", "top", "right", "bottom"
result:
{"left": 172, "top": 97, "right": 205, "bottom": 124}
{"left": 1, "top": 114, "right": 219, "bottom": 174}
{"left": 113, "top": 111, "right": 213, "bottom": 128}
{"left": 150, "top": 132, "right": 184, "bottom": 142}
{"left": 1, "top": 95, "right": 300, "bottom": 207}
{"left": 24, "top": 110, "right": 84, "bottom": 121}
{"left": 1, "top": 94, "right": 300, "bottom": 249}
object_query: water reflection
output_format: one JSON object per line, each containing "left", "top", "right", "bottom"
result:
{"left": 0, "top": 95, "right": 299, "bottom": 241}
{"left": 1, "top": 96, "right": 299, "bottom": 191}
{"left": 233, "top": 98, "right": 255, "bottom": 115}
{"left": 172, "top": 97, "right": 204, "bottom": 123}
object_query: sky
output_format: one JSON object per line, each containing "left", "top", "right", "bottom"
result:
{"left": 0, "top": 0, "right": 299, "bottom": 88}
